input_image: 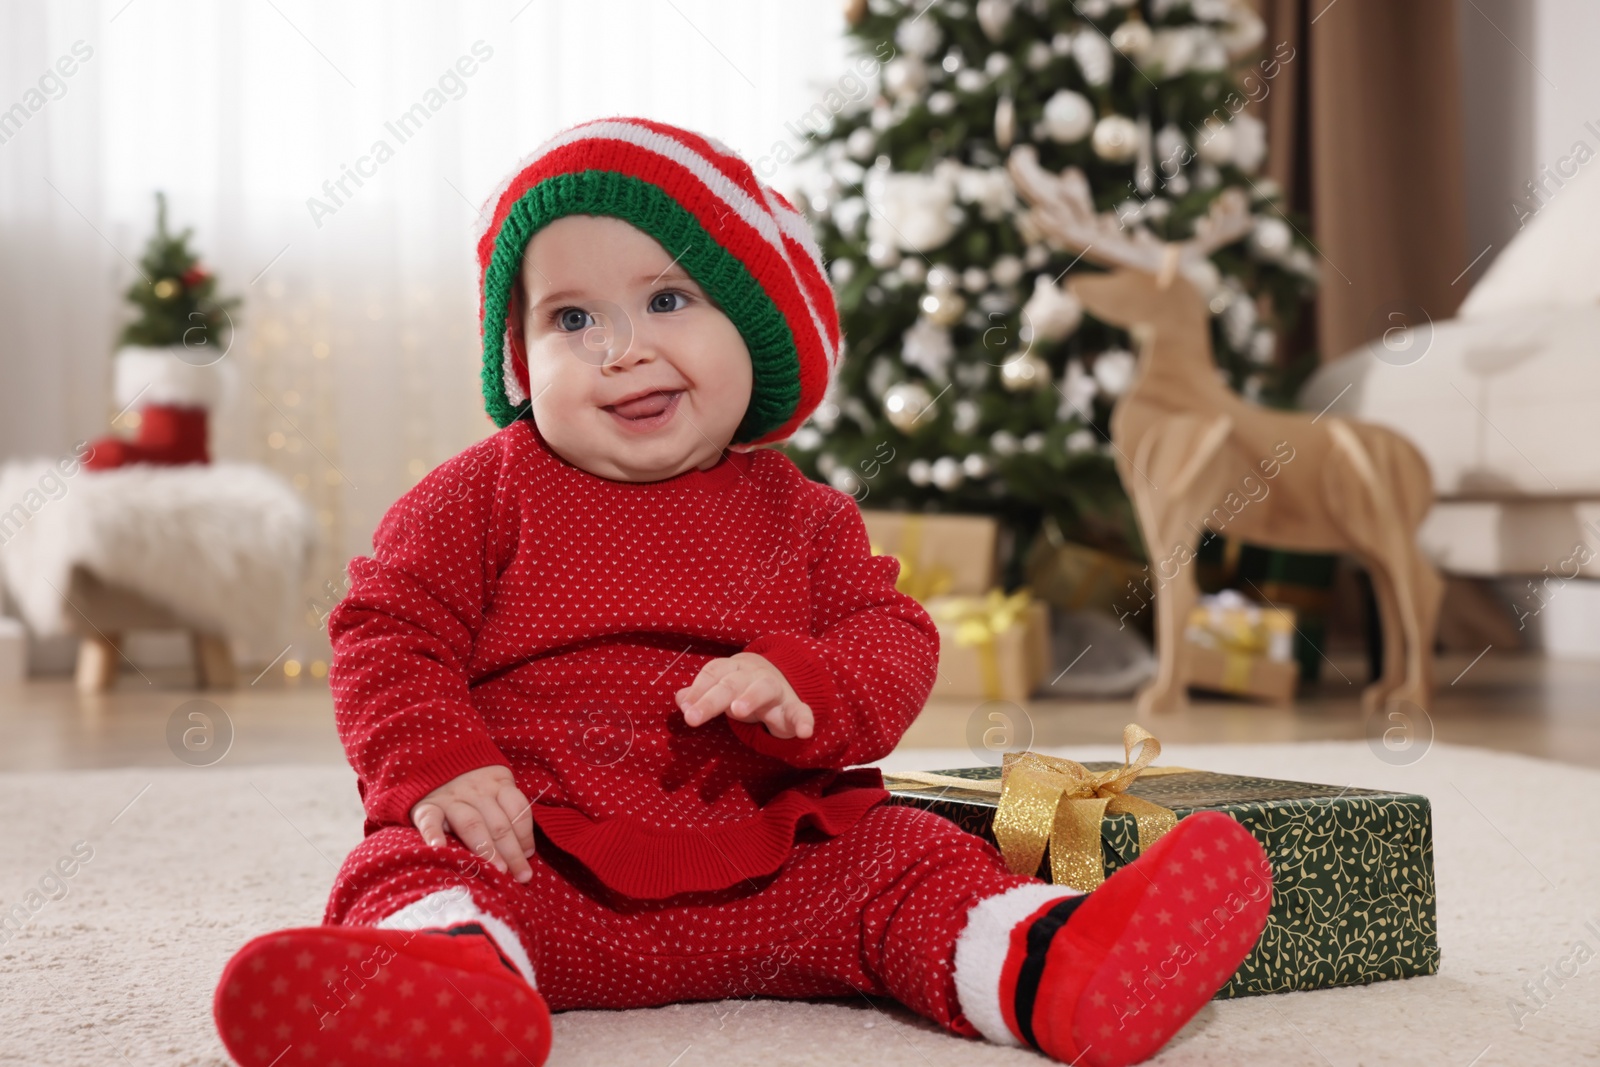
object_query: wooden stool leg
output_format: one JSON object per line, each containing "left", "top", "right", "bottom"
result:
{"left": 192, "top": 631, "right": 237, "bottom": 690}
{"left": 75, "top": 633, "right": 122, "bottom": 693}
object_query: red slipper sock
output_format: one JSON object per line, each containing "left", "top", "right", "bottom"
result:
{"left": 213, "top": 921, "right": 552, "bottom": 1067}
{"left": 954, "top": 811, "right": 1272, "bottom": 1066}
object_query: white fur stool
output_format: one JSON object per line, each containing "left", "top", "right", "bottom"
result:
{"left": 0, "top": 459, "right": 315, "bottom": 692}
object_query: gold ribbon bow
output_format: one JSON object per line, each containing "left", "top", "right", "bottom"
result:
{"left": 869, "top": 515, "right": 955, "bottom": 604}
{"left": 925, "top": 588, "right": 1034, "bottom": 700}
{"left": 993, "top": 723, "right": 1185, "bottom": 891}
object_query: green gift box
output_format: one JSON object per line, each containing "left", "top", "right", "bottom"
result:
{"left": 883, "top": 763, "right": 1440, "bottom": 998}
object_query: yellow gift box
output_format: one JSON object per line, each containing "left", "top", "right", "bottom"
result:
{"left": 1184, "top": 591, "right": 1298, "bottom": 705}
{"left": 923, "top": 588, "right": 1051, "bottom": 703}
{"left": 861, "top": 510, "right": 998, "bottom": 600}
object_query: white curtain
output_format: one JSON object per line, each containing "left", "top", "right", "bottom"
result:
{"left": 0, "top": 0, "right": 851, "bottom": 664}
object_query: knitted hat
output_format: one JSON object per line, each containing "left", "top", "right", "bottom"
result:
{"left": 474, "top": 117, "right": 841, "bottom": 447}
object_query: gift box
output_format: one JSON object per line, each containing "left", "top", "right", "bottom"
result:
{"left": 1184, "top": 590, "right": 1299, "bottom": 705}
{"left": 1023, "top": 514, "right": 1149, "bottom": 620}
{"left": 882, "top": 727, "right": 1439, "bottom": 997}
{"left": 861, "top": 510, "right": 998, "bottom": 600}
{"left": 1196, "top": 535, "right": 1340, "bottom": 683}
{"left": 924, "top": 588, "right": 1050, "bottom": 702}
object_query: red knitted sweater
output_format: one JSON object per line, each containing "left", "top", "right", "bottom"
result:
{"left": 327, "top": 418, "right": 940, "bottom": 900}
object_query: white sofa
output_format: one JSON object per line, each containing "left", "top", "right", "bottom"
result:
{"left": 1300, "top": 159, "right": 1600, "bottom": 656}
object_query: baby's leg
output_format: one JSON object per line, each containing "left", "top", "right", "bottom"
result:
{"left": 216, "top": 825, "right": 553, "bottom": 1067}
{"left": 324, "top": 824, "right": 537, "bottom": 987}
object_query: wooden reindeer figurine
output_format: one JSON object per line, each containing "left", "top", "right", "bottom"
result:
{"left": 1008, "top": 145, "right": 1442, "bottom": 717}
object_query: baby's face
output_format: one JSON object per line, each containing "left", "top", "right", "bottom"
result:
{"left": 514, "top": 214, "right": 754, "bottom": 482}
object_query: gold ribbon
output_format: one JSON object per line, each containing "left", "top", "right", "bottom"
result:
{"left": 992, "top": 724, "right": 1186, "bottom": 891}
{"left": 925, "top": 588, "right": 1034, "bottom": 700}
{"left": 869, "top": 515, "right": 956, "bottom": 604}
{"left": 1220, "top": 652, "right": 1254, "bottom": 693}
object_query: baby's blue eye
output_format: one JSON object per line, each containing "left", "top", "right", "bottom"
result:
{"left": 555, "top": 307, "right": 592, "bottom": 332}
{"left": 649, "top": 290, "right": 689, "bottom": 313}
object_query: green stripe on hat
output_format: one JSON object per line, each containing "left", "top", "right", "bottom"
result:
{"left": 481, "top": 170, "right": 801, "bottom": 444}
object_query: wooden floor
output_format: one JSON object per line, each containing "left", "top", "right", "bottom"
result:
{"left": 4, "top": 649, "right": 1597, "bottom": 772}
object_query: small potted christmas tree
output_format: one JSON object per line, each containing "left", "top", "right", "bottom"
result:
{"left": 84, "top": 192, "right": 242, "bottom": 470}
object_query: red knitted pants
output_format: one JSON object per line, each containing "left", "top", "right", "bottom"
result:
{"left": 323, "top": 800, "right": 1039, "bottom": 1035}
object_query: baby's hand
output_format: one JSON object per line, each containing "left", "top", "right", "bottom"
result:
{"left": 410, "top": 765, "right": 537, "bottom": 883}
{"left": 676, "top": 652, "right": 814, "bottom": 740}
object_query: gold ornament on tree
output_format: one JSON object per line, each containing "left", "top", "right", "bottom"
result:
{"left": 153, "top": 278, "right": 181, "bottom": 300}
{"left": 995, "top": 94, "right": 1016, "bottom": 150}
{"left": 999, "top": 351, "right": 1051, "bottom": 391}
{"left": 883, "top": 380, "right": 936, "bottom": 432}
{"left": 843, "top": 0, "right": 868, "bottom": 27}
{"left": 921, "top": 288, "right": 967, "bottom": 327}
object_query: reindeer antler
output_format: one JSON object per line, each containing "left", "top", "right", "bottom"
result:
{"left": 1007, "top": 144, "right": 1170, "bottom": 274}
{"left": 1184, "top": 186, "right": 1254, "bottom": 260}
{"left": 1008, "top": 144, "right": 1256, "bottom": 281}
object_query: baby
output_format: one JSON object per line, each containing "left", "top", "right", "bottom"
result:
{"left": 213, "top": 117, "right": 1271, "bottom": 1067}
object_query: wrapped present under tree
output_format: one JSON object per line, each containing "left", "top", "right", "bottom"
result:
{"left": 883, "top": 726, "right": 1439, "bottom": 998}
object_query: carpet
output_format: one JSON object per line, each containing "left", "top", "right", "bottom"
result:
{"left": 2, "top": 741, "right": 1596, "bottom": 1066}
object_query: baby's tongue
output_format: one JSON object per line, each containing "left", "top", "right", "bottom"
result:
{"left": 612, "top": 391, "right": 674, "bottom": 419}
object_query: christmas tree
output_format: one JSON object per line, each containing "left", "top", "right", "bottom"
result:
{"left": 119, "top": 191, "right": 240, "bottom": 354}
{"left": 781, "top": 0, "right": 1319, "bottom": 579}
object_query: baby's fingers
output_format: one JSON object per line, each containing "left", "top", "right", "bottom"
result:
{"left": 727, "top": 673, "right": 783, "bottom": 722}
{"left": 786, "top": 701, "right": 815, "bottom": 740}
{"left": 412, "top": 801, "right": 448, "bottom": 848}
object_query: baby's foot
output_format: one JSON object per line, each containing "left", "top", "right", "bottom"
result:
{"left": 956, "top": 811, "right": 1272, "bottom": 1066}
{"left": 213, "top": 922, "right": 551, "bottom": 1067}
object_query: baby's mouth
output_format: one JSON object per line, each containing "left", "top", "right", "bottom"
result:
{"left": 605, "top": 390, "right": 682, "bottom": 420}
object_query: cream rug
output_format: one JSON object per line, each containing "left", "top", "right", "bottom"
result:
{"left": 2, "top": 741, "right": 1596, "bottom": 1066}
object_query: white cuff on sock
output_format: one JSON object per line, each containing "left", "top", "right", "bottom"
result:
{"left": 375, "top": 886, "right": 537, "bottom": 989}
{"left": 952, "top": 882, "right": 1083, "bottom": 1047}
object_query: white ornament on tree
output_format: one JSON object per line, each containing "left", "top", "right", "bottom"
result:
{"left": 1249, "top": 216, "right": 1292, "bottom": 261}
{"left": 1093, "top": 348, "right": 1138, "bottom": 397}
{"left": 930, "top": 456, "right": 965, "bottom": 490}
{"left": 1230, "top": 112, "right": 1268, "bottom": 174}
{"left": 901, "top": 316, "right": 955, "bottom": 382}
{"left": 896, "top": 18, "right": 943, "bottom": 58}
{"left": 1021, "top": 274, "right": 1083, "bottom": 342}
{"left": 962, "top": 452, "right": 992, "bottom": 478}
{"left": 883, "top": 56, "right": 929, "bottom": 101}
{"left": 953, "top": 397, "right": 981, "bottom": 433}
{"left": 1195, "top": 119, "right": 1236, "bottom": 166}
{"left": 1065, "top": 428, "right": 1098, "bottom": 454}
{"left": 846, "top": 127, "right": 877, "bottom": 160}
{"left": 1072, "top": 31, "right": 1114, "bottom": 86}
{"left": 865, "top": 168, "right": 960, "bottom": 253}
{"left": 1057, "top": 358, "right": 1098, "bottom": 418}
{"left": 1041, "top": 90, "right": 1095, "bottom": 143}
{"left": 991, "top": 254, "right": 1023, "bottom": 287}
{"left": 1110, "top": 16, "right": 1153, "bottom": 59}
{"left": 1092, "top": 115, "right": 1140, "bottom": 162}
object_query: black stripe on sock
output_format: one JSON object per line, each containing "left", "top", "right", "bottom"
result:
{"left": 1013, "top": 894, "right": 1088, "bottom": 1051}
{"left": 440, "top": 922, "right": 524, "bottom": 980}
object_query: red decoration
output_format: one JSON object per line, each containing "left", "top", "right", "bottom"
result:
{"left": 181, "top": 265, "right": 209, "bottom": 288}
